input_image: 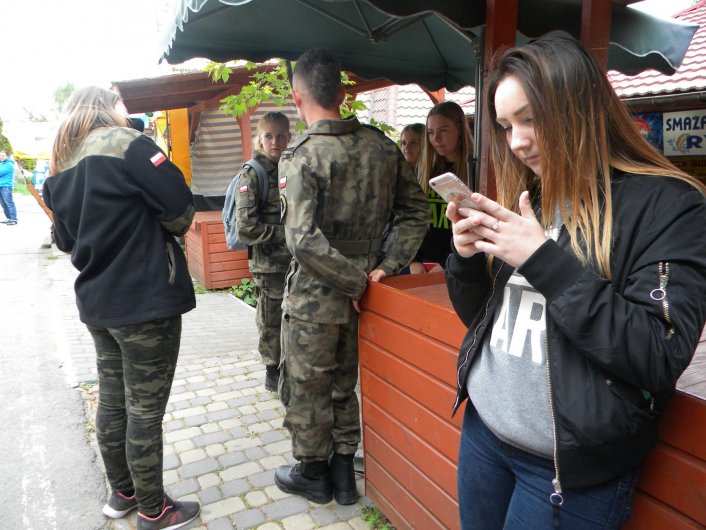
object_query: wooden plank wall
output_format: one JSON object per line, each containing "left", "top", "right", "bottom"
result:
{"left": 186, "top": 211, "right": 251, "bottom": 289}
{"left": 623, "top": 393, "right": 706, "bottom": 529}
{"left": 360, "top": 277, "right": 706, "bottom": 530}
{"left": 359, "top": 275, "right": 466, "bottom": 530}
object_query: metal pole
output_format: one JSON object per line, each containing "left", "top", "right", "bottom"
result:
{"left": 472, "top": 29, "right": 484, "bottom": 193}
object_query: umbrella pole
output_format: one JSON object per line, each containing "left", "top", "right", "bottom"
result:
{"left": 472, "top": 31, "right": 484, "bottom": 194}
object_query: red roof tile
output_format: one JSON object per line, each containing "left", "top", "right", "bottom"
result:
{"left": 609, "top": 1, "right": 706, "bottom": 98}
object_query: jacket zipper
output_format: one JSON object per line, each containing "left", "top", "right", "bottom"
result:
{"left": 545, "top": 330, "right": 563, "bottom": 527}
{"left": 545, "top": 222, "right": 563, "bottom": 527}
{"left": 453, "top": 263, "right": 504, "bottom": 410}
{"left": 650, "top": 261, "right": 674, "bottom": 340}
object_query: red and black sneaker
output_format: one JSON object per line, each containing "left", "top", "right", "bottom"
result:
{"left": 136, "top": 495, "right": 200, "bottom": 530}
{"left": 102, "top": 490, "right": 138, "bottom": 518}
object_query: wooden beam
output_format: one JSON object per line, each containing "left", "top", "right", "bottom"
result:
{"left": 581, "top": 0, "right": 612, "bottom": 70}
{"left": 421, "top": 88, "right": 446, "bottom": 104}
{"left": 479, "top": 0, "right": 519, "bottom": 199}
{"left": 188, "top": 109, "right": 202, "bottom": 144}
{"left": 190, "top": 84, "right": 245, "bottom": 114}
{"left": 347, "top": 78, "right": 394, "bottom": 95}
{"left": 237, "top": 108, "right": 257, "bottom": 161}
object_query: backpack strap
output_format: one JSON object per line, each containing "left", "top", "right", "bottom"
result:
{"left": 243, "top": 158, "right": 269, "bottom": 208}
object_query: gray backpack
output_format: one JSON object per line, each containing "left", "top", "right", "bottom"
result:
{"left": 222, "top": 158, "right": 268, "bottom": 251}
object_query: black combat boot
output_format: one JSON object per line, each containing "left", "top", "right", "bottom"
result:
{"left": 274, "top": 461, "right": 332, "bottom": 504}
{"left": 264, "top": 365, "right": 280, "bottom": 392}
{"left": 330, "top": 452, "right": 358, "bottom": 505}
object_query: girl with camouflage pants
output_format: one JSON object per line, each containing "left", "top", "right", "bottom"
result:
{"left": 44, "top": 86, "right": 200, "bottom": 530}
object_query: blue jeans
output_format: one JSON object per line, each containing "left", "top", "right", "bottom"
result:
{"left": 0, "top": 187, "right": 17, "bottom": 221}
{"left": 458, "top": 405, "right": 636, "bottom": 530}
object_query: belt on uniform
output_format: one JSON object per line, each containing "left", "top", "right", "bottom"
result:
{"left": 260, "top": 214, "right": 283, "bottom": 224}
{"left": 328, "top": 237, "right": 383, "bottom": 255}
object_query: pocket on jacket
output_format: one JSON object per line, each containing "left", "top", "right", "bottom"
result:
{"left": 166, "top": 242, "right": 176, "bottom": 285}
{"left": 565, "top": 372, "right": 656, "bottom": 447}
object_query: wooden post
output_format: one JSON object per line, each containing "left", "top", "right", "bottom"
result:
{"left": 580, "top": 0, "right": 612, "bottom": 70}
{"left": 478, "top": 0, "right": 519, "bottom": 199}
{"left": 421, "top": 88, "right": 446, "bottom": 104}
{"left": 23, "top": 176, "right": 53, "bottom": 222}
{"left": 167, "top": 108, "right": 193, "bottom": 185}
{"left": 237, "top": 108, "right": 256, "bottom": 161}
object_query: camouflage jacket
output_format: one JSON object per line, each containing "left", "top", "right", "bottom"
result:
{"left": 279, "top": 117, "right": 428, "bottom": 324}
{"left": 235, "top": 150, "right": 291, "bottom": 274}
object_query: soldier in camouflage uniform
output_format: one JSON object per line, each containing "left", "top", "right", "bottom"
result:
{"left": 274, "top": 49, "right": 428, "bottom": 505}
{"left": 235, "top": 112, "right": 292, "bottom": 391}
{"left": 43, "top": 86, "right": 200, "bottom": 530}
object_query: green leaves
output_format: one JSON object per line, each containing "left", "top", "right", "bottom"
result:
{"left": 206, "top": 59, "right": 396, "bottom": 137}
{"left": 209, "top": 59, "right": 292, "bottom": 120}
{"left": 230, "top": 277, "right": 258, "bottom": 307}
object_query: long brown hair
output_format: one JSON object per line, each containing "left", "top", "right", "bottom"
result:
{"left": 419, "top": 101, "right": 474, "bottom": 193}
{"left": 486, "top": 32, "right": 705, "bottom": 278}
{"left": 50, "top": 86, "right": 128, "bottom": 175}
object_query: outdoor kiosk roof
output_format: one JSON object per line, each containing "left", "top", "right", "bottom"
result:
{"left": 160, "top": 0, "right": 698, "bottom": 92}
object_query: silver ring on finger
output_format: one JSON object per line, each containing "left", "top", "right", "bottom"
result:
{"left": 492, "top": 221, "right": 499, "bottom": 231}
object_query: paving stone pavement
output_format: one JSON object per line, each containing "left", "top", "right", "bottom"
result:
{"left": 43, "top": 219, "right": 372, "bottom": 529}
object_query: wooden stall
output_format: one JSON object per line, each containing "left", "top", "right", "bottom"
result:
{"left": 159, "top": 0, "right": 704, "bottom": 526}
{"left": 359, "top": 274, "right": 465, "bottom": 529}
{"left": 185, "top": 211, "right": 250, "bottom": 289}
{"left": 360, "top": 275, "right": 706, "bottom": 530}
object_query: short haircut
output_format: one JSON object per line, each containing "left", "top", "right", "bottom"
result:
{"left": 292, "top": 48, "right": 341, "bottom": 109}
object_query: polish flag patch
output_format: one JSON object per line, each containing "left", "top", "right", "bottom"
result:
{"left": 279, "top": 176, "right": 287, "bottom": 189}
{"left": 239, "top": 185, "right": 248, "bottom": 193}
{"left": 150, "top": 152, "right": 167, "bottom": 167}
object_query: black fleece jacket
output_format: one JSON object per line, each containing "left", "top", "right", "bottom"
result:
{"left": 446, "top": 171, "right": 706, "bottom": 490}
{"left": 43, "top": 127, "right": 196, "bottom": 327}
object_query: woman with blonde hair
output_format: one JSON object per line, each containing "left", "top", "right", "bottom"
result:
{"left": 445, "top": 32, "right": 706, "bottom": 530}
{"left": 399, "top": 122, "right": 425, "bottom": 174}
{"left": 44, "top": 86, "right": 200, "bottom": 530}
{"left": 409, "top": 101, "right": 473, "bottom": 273}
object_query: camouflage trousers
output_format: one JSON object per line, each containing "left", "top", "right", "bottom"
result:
{"left": 254, "top": 272, "right": 285, "bottom": 368}
{"left": 87, "top": 317, "right": 182, "bottom": 514}
{"left": 280, "top": 312, "right": 360, "bottom": 461}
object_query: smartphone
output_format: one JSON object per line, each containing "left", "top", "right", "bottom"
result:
{"left": 429, "top": 172, "right": 479, "bottom": 210}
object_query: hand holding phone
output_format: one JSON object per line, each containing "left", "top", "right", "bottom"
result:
{"left": 429, "top": 172, "right": 479, "bottom": 210}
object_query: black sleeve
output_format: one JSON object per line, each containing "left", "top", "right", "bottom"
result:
{"left": 122, "top": 136, "right": 195, "bottom": 235}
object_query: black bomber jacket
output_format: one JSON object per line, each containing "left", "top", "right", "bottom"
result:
{"left": 445, "top": 171, "right": 706, "bottom": 491}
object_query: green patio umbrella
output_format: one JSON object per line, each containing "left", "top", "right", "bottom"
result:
{"left": 161, "top": 0, "right": 698, "bottom": 91}
{"left": 160, "top": 0, "right": 698, "bottom": 190}
{"left": 161, "top": 0, "right": 483, "bottom": 92}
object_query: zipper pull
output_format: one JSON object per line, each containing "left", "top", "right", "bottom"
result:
{"left": 650, "top": 262, "right": 675, "bottom": 340}
{"left": 550, "top": 477, "right": 563, "bottom": 505}
{"left": 550, "top": 478, "right": 563, "bottom": 529}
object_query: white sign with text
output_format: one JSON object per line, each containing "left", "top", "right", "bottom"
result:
{"left": 663, "top": 110, "right": 706, "bottom": 157}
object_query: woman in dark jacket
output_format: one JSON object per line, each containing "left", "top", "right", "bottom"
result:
{"left": 409, "top": 101, "right": 473, "bottom": 273}
{"left": 44, "top": 86, "right": 200, "bottom": 530}
{"left": 445, "top": 33, "right": 706, "bottom": 529}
